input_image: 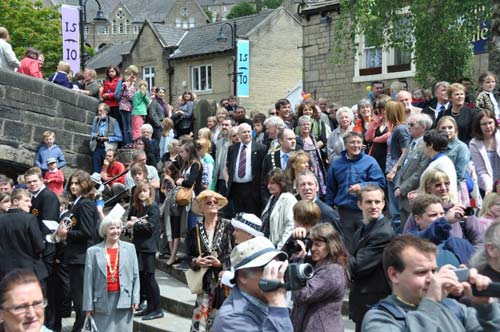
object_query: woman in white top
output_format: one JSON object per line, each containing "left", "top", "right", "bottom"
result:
{"left": 420, "top": 129, "right": 458, "bottom": 201}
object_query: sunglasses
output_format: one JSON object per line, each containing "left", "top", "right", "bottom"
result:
{"left": 205, "top": 200, "right": 218, "bottom": 206}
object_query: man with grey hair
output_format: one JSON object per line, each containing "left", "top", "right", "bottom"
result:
{"left": 396, "top": 90, "right": 422, "bottom": 122}
{"left": 264, "top": 115, "right": 286, "bottom": 153}
{"left": 0, "top": 27, "right": 20, "bottom": 71}
{"left": 124, "top": 150, "right": 160, "bottom": 189}
{"left": 423, "top": 81, "right": 450, "bottom": 127}
{"left": 226, "top": 123, "right": 267, "bottom": 215}
{"left": 394, "top": 113, "right": 432, "bottom": 228}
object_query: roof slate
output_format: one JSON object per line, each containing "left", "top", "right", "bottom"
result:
{"left": 86, "top": 41, "right": 134, "bottom": 70}
{"left": 170, "top": 10, "right": 273, "bottom": 59}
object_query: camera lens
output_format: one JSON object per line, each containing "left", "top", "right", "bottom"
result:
{"left": 298, "top": 263, "right": 314, "bottom": 280}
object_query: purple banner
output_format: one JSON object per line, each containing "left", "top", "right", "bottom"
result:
{"left": 61, "top": 5, "right": 80, "bottom": 74}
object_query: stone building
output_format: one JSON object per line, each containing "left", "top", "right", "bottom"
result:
{"left": 299, "top": 0, "right": 492, "bottom": 107}
{"left": 44, "top": 0, "right": 210, "bottom": 50}
{"left": 167, "top": 8, "right": 302, "bottom": 112}
{"left": 119, "top": 7, "right": 302, "bottom": 112}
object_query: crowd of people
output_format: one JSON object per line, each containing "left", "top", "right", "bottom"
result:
{"left": 2, "top": 25, "right": 500, "bottom": 332}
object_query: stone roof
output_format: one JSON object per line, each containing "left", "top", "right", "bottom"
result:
{"left": 170, "top": 10, "right": 273, "bottom": 59}
{"left": 50, "top": 0, "right": 178, "bottom": 23}
{"left": 151, "top": 23, "right": 189, "bottom": 47}
{"left": 86, "top": 41, "right": 134, "bottom": 70}
{"left": 195, "top": 0, "right": 252, "bottom": 6}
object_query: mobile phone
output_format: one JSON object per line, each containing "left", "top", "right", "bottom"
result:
{"left": 464, "top": 207, "right": 475, "bottom": 216}
{"left": 454, "top": 268, "right": 470, "bottom": 282}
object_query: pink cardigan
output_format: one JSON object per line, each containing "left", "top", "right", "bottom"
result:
{"left": 469, "top": 130, "right": 500, "bottom": 192}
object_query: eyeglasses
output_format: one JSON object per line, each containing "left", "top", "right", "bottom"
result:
{"left": 1, "top": 299, "right": 47, "bottom": 315}
{"left": 205, "top": 200, "right": 218, "bottom": 206}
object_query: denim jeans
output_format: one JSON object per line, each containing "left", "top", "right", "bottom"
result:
{"left": 120, "top": 110, "right": 132, "bottom": 145}
{"left": 387, "top": 180, "right": 401, "bottom": 233}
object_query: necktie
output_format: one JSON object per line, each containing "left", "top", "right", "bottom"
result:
{"left": 439, "top": 105, "right": 446, "bottom": 114}
{"left": 238, "top": 144, "right": 247, "bottom": 178}
{"left": 282, "top": 154, "right": 289, "bottom": 169}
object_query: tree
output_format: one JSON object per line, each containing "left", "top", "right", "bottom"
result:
{"left": 262, "top": 0, "right": 283, "bottom": 10}
{"left": 490, "top": 1, "right": 500, "bottom": 78}
{"left": 0, "top": 0, "right": 61, "bottom": 76}
{"left": 227, "top": 2, "right": 257, "bottom": 19}
{"left": 335, "top": 0, "right": 492, "bottom": 86}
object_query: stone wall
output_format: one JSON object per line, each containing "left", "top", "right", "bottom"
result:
{"left": 0, "top": 69, "right": 98, "bottom": 176}
{"left": 302, "top": 9, "right": 493, "bottom": 108}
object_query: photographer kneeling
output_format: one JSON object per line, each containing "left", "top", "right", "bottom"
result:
{"left": 213, "top": 237, "right": 292, "bottom": 332}
{"left": 291, "top": 223, "right": 349, "bottom": 332}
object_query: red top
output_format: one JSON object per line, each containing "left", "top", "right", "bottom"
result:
{"left": 101, "top": 160, "right": 126, "bottom": 185}
{"left": 44, "top": 170, "right": 64, "bottom": 196}
{"left": 106, "top": 248, "right": 120, "bottom": 292}
{"left": 101, "top": 76, "right": 121, "bottom": 108}
{"left": 18, "top": 57, "right": 43, "bottom": 79}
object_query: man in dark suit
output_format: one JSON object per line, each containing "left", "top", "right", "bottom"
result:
{"left": 0, "top": 189, "right": 47, "bottom": 282}
{"left": 394, "top": 113, "right": 432, "bottom": 229}
{"left": 261, "top": 128, "right": 296, "bottom": 203}
{"left": 422, "top": 81, "right": 450, "bottom": 128}
{"left": 349, "top": 185, "right": 395, "bottom": 332}
{"left": 25, "top": 167, "right": 61, "bottom": 330}
{"left": 296, "top": 170, "right": 343, "bottom": 237}
{"left": 226, "top": 123, "right": 267, "bottom": 215}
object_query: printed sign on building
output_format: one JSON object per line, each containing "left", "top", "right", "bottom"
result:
{"left": 61, "top": 5, "right": 80, "bottom": 74}
{"left": 236, "top": 39, "right": 250, "bottom": 98}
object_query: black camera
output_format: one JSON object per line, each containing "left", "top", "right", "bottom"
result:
{"left": 288, "top": 237, "right": 312, "bottom": 254}
{"left": 258, "top": 263, "right": 315, "bottom": 292}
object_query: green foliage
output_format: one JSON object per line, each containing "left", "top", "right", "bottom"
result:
{"left": 335, "top": 0, "right": 492, "bottom": 86}
{"left": 0, "top": 0, "right": 61, "bottom": 77}
{"left": 227, "top": 2, "right": 257, "bottom": 19}
{"left": 204, "top": 8, "right": 214, "bottom": 22}
{"left": 262, "top": 0, "right": 283, "bottom": 10}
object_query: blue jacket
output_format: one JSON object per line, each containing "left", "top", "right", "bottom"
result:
{"left": 325, "top": 150, "right": 385, "bottom": 209}
{"left": 35, "top": 144, "right": 66, "bottom": 171}
{"left": 48, "top": 71, "right": 73, "bottom": 89}
{"left": 409, "top": 217, "right": 475, "bottom": 266}
{"left": 213, "top": 287, "right": 292, "bottom": 332}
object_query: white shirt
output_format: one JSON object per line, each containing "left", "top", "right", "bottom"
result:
{"left": 234, "top": 142, "right": 252, "bottom": 183}
{"left": 125, "top": 164, "right": 160, "bottom": 189}
{"left": 435, "top": 101, "right": 450, "bottom": 117}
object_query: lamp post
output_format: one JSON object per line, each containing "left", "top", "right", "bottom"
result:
{"left": 216, "top": 22, "right": 238, "bottom": 97}
{"left": 79, "top": 0, "right": 108, "bottom": 70}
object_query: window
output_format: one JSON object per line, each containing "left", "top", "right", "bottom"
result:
{"left": 125, "top": 20, "right": 130, "bottom": 34}
{"left": 191, "top": 65, "right": 212, "bottom": 92}
{"left": 84, "top": 25, "right": 89, "bottom": 36}
{"left": 143, "top": 67, "right": 155, "bottom": 89}
{"left": 189, "top": 17, "right": 195, "bottom": 28}
{"left": 180, "top": 7, "right": 189, "bottom": 17}
{"left": 102, "top": 25, "right": 109, "bottom": 34}
{"left": 176, "top": 18, "right": 182, "bottom": 28}
{"left": 119, "top": 22, "right": 124, "bottom": 34}
{"left": 116, "top": 8, "right": 125, "bottom": 19}
{"left": 353, "top": 27, "right": 414, "bottom": 82}
{"left": 112, "top": 20, "right": 117, "bottom": 34}
{"left": 134, "top": 24, "right": 141, "bottom": 34}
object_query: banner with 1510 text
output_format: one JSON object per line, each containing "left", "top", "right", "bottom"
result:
{"left": 236, "top": 39, "right": 249, "bottom": 98}
{"left": 61, "top": 5, "right": 80, "bottom": 74}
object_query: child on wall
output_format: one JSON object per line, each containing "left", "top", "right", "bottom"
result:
{"left": 34, "top": 130, "right": 66, "bottom": 176}
{"left": 132, "top": 80, "right": 150, "bottom": 141}
{"left": 44, "top": 157, "right": 64, "bottom": 195}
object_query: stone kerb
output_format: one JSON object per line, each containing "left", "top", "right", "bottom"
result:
{"left": 0, "top": 69, "right": 98, "bottom": 174}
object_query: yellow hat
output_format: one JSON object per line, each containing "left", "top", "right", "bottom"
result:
{"left": 192, "top": 190, "right": 228, "bottom": 215}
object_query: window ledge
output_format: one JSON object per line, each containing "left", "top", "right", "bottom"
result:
{"left": 353, "top": 69, "right": 415, "bottom": 83}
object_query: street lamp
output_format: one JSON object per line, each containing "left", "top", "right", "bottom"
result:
{"left": 79, "top": 0, "right": 108, "bottom": 70}
{"left": 216, "top": 22, "right": 238, "bottom": 97}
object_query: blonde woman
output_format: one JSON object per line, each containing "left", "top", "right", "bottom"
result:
{"left": 197, "top": 138, "right": 215, "bottom": 190}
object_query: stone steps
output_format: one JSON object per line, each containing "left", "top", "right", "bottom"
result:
{"left": 155, "top": 257, "right": 351, "bottom": 317}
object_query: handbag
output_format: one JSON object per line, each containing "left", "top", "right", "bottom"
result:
{"left": 81, "top": 315, "right": 99, "bottom": 332}
{"left": 175, "top": 185, "right": 193, "bottom": 206}
{"left": 185, "top": 225, "right": 208, "bottom": 294}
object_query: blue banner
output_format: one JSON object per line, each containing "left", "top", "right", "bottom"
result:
{"left": 473, "top": 20, "right": 490, "bottom": 54}
{"left": 236, "top": 39, "right": 250, "bottom": 98}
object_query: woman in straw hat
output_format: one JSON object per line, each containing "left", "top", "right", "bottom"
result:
{"left": 187, "top": 190, "right": 233, "bottom": 332}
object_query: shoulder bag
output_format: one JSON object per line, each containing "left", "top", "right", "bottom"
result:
{"left": 185, "top": 225, "right": 208, "bottom": 294}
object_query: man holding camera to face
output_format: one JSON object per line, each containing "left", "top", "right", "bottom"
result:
{"left": 362, "top": 235, "right": 500, "bottom": 331}
{"left": 213, "top": 236, "right": 292, "bottom": 332}
{"left": 410, "top": 194, "right": 475, "bottom": 267}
